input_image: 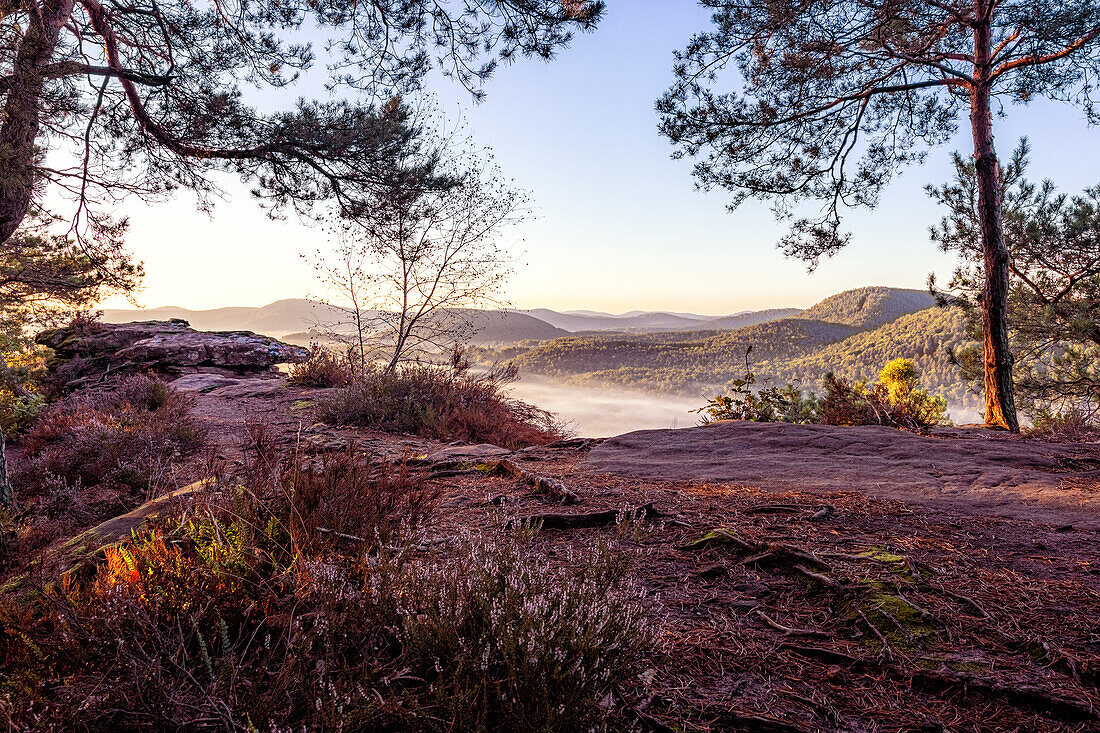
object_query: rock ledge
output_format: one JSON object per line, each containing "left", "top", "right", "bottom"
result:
{"left": 37, "top": 318, "right": 307, "bottom": 386}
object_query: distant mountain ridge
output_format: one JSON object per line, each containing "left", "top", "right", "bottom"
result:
{"left": 101, "top": 300, "right": 805, "bottom": 341}
{"left": 100, "top": 299, "right": 343, "bottom": 337}
{"left": 100, "top": 286, "right": 938, "bottom": 356}
{"left": 470, "top": 286, "right": 973, "bottom": 411}
{"left": 102, "top": 300, "right": 569, "bottom": 345}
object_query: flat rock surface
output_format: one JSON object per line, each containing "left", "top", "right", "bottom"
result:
{"left": 425, "top": 443, "right": 511, "bottom": 462}
{"left": 585, "top": 420, "right": 1100, "bottom": 530}
{"left": 171, "top": 374, "right": 287, "bottom": 398}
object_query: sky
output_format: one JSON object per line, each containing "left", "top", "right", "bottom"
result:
{"left": 101, "top": 1, "right": 1100, "bottom": 315}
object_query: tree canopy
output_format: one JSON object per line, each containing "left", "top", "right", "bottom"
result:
{"left": 931, "top": 139, "right": 1100, "bottom": 421}
{"left": 657, "top": 0, "right": 1100, "bottom": 430}
{"left": 0, "top": 0, "right": 604, "bottom": 250}
{"left": 658, "top": 0, "right": 1100, "bottom": 261}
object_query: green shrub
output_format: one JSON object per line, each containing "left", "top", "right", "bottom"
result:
{"left": 698, "top": 370, "right": 820, "bottom": 424}
{"left": 820, "top": 359, "right": 949, "bottom": 430}
{"left": 0, "top": 388, "right": 43, "bottom": 434}
{"left": 700, "top": 357, "right": 949, "bottom": 431}
{"left": 1026, "top": 408, "right": 1100, "bottom": 441}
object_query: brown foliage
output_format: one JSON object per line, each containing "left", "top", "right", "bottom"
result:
{"left": 0, "top": 458, "right": 653, "bottom": 731}
{"left": 287, "top": 343, "right": 352, "bottom": 387}
{"left": 282, "top": 449, "right": 441, "bottom": 552}
{"left": 317, "top": 354, "right": 564, "bottom": 449}
{"left": 7, "top": 375, "right": 205, "bottom": 557}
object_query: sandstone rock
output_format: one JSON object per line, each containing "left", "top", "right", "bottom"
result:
{"left": 172, "top": 374, "right": 287, "bottom": 400}
{"left": 36, "top": 319, "right": 307, "bottom": 387}
{"left": 424, "top": 443, "right": 511, "bottom": 463}
{"left": 170, "top": 374, "right": 243, "bottom": 394}
{"left": 585, "top": 421, "right": 1100, "bottom": 530}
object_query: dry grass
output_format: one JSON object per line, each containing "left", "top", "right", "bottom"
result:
{"left": 316, "top": 357, "right": 564, "bottom": 449}
{"left": 0, "top": 449, "right": 656, "bottom": 731}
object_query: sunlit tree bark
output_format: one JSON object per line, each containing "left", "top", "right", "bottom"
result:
{"left": 660, "top": 0, "right": 1100, "bottom": 431}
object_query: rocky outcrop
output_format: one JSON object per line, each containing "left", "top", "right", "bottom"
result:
{"left": 36, "top": 319, "right": 307, "bottom": 387}
{"left": 586, "top": 420, "right": 1100, "bottom": 530}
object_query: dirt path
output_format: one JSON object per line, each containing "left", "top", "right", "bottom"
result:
{"left": 584, "top": 420, "right": 1100, "bottom": 530}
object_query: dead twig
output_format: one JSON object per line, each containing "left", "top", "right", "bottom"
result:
{"left": 754, "top": 609, "right": 829, "bottom": 638}
{"left": 934, "top": 585, "right": 993, "bottom": 620}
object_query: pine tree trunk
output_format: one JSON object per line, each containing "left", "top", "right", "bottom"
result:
{"left": 970, "top": 15, "right": 1020, "bottom": 432}
{"left": 0, "top": 431, "right": 13, "bottom": 510}
{"left": 0, "top": 0, "right": 75, "bottom": 244}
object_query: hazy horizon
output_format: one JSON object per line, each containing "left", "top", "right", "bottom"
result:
{"left": 100, "top": 282, "right": 925, "bottom": 317}
{"left": 94, "top": 2, "right": 1100, "bottom": 315}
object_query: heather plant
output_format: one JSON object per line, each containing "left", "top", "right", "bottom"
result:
{"left": 317, "top": 349, "right": 563, "bottom": 448}
{"left": 398, "top": 533, "right": 655, "bottom": 732}
{"left": 7, "top": 375, "right": 205, "bottom": 556}
{"left": 16, "top": 375, "right": 203, "bottom": 497}
{"left": 287, "top": 343, "right": 353, "bottom": 388}
{"left": 0, "top": 495, "right": 656, "bottom": 731}
{"left": 281, "top": 449, "right": 441, "bottom": 552}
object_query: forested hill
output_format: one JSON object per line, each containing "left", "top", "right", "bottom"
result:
{"left": 771, "top": 307, "right": 971, "bottom": 408}
{"left": 475, "top": 287, "right": 974, "bottom": 412}
{"left": 800, "top": 286, "right": 935, "bottom": 329}
{"left": 512, "top": 319, "right": 860, "bottom": 380}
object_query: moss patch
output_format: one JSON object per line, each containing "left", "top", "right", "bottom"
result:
{"left": 679, "top": 529, "right": 747, "bottom": 551}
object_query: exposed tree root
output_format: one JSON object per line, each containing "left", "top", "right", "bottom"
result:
{"left": 505, "top": 502, "right": 664, "bottom": 530}
{"left": 743, "top": 504, "right": 804, "bottom": 514}
{"left": 709, "top": 709, "right": 810, "bottom": 733}
{"left": 492, "top": 458, "right": 581, "bottom": 505}
{"left": 781, "top": 644, "right": 1100, "bottom": 723}
{"left": 426, "top": 467, "right": 482, "bottom": 480}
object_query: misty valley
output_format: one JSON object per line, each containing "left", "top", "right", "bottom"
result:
{"left": 103, "top": 284, "right": 984, "bottom": 428}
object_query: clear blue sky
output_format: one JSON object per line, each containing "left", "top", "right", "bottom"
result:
{"left": 102, "top": 1, "right": 1100, "bottom": 314}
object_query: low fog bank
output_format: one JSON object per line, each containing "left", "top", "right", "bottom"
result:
{"left": 506, "top": 375, "right": 703, "bottom": 438}
{"left": 507, "top": 375, "right": 983, "bottom": 438}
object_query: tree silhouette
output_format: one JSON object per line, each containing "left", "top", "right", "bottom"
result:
{"left": 658, "top": 0, "right": 1100, "bottom": 431}
{"left": 0, "top": 0, "right": 603, "bottom": 249}
{"left": 308, "top": 142, "right": 523, "bottom": 373}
